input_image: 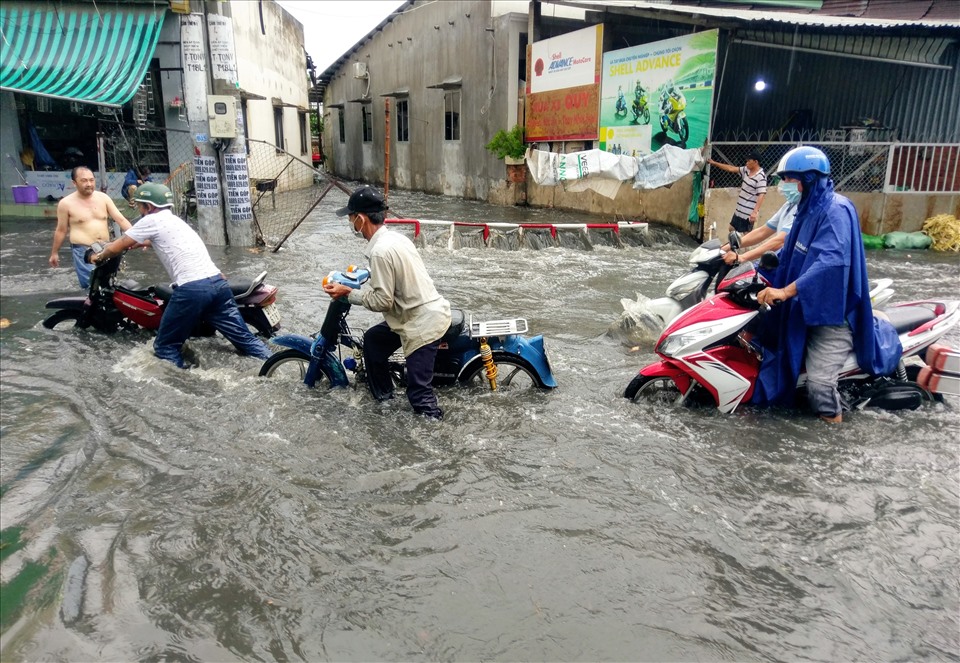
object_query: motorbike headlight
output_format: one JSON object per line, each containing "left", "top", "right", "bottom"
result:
{"left": 657, "top": 323, "right": 724, "bottom": 357}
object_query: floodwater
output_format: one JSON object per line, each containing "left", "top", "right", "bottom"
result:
{"left": 1, "top": 187, "right": 958, "bottom": 662}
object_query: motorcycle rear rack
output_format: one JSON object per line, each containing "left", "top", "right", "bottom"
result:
{"left": 469, "top": 316, "right": 528, "bottom": 338}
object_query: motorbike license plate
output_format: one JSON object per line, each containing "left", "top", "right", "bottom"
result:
{"left": 262, "top": 303, "right": 281, "bottom": 328}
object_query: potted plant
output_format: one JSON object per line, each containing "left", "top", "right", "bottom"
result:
{"left": 486, "top": 125, "right": 527, "bottom": 182}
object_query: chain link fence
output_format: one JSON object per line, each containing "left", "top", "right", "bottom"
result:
{"left": 708, "top": 140, "right": 959, "bottom": 194}
{"left": 708, "top": 141, "right": 891, "bottom": 193}
{"left": 98, "top": 119, "right": 346, "bottom": 247}
{"left": 243, "top": 138, "right": 349, "bottom": 248}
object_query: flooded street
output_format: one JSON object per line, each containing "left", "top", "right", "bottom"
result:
{"left": 1, "top": 188, "right": 958, "bottom": 662}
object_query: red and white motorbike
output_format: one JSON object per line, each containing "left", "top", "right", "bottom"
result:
{"left": 625, "top": 252, "right": 960, "bottom": 413}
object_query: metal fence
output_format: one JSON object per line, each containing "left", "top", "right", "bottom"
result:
{"left": 98, "top": 119, "right": 347, "bottom": 248}
{"left": 708, "top": 141, "right": 959, "bottom": 194}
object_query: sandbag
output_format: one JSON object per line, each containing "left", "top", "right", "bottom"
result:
{"left": 882, "top": 231, "right": 933, "bottom": 250}
{"left": 861, "top": 233, "right": 884, "bottom": 250}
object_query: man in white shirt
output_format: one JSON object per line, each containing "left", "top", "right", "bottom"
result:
{"left": 91, "top": 183, "right": 272, "bottom": 368}
{"left": 323, "top": 186, "right": 451, "bottom": 419}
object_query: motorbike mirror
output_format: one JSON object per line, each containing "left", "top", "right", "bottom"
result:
{"left": 85, "top": 242, "right": 106, "bottom": 264}
{"left": 759, "top": 251, "right": 780, "bottom": 271}
{"left": 728, "top": 231, "right": 742, "bottom": 250}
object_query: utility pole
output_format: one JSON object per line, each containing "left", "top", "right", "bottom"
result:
{"left": 384, "top": 98, "right": 390, "bottom": 200}
{"left": 180, "top": 12, "right": 226, "bottom": 245}
{"left": 206, "top": 1, "right": 255, "bottom": 246}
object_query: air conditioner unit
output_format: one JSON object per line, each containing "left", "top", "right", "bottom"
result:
{"left": 353, "top": 62, "right": 368, "bottom": 79}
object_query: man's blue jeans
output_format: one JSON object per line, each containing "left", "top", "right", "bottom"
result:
{"left": 71, "top": 244, "right": 94, "bottom": 290}
{"left": 154, "top": 275, "right": 272, "bottom": 368}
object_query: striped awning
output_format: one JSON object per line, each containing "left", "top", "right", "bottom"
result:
{"left": 0, "top": 4, "right": 165, "bottom": 107}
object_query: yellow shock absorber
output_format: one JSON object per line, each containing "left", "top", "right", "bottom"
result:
{"left": 479, "top": 337, "right": 498, "bottom": 391}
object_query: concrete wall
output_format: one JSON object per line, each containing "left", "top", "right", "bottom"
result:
{"left": 323, "top": 1, "right": 526, "bottom": 200}
{"left": 522, "top": 173, "right": 697, "bottom": 231}
{"left": 706, "top": 186, "right": 960, "bottom": 240}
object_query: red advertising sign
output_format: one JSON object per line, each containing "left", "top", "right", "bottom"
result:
{"left": 525, "top": 25, "right": 603, "bottom": 143}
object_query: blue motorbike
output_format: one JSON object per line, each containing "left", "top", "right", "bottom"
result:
{"left": 260, "top": 267, "right": 557, "bottom": 393}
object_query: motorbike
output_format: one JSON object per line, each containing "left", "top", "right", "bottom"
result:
{"left": 621, "top": 232, "right": 895, "bottom": 337}
{"left": 659, "top": 91, "right": 689, "bottom": 146}
{"left": 42, "top": 242, "right": 281, "bottom": 338}
{"left": 624, "top": 252, "right": 959, "bottom": 414}
{"left": 615, "top": 93, "right": 627, "bottom": 118}
{"left": 260, "top": 267, "right": 557, "bottom": 393}
{"left": 632, "top": 94, "right": 650, "bottom": 125}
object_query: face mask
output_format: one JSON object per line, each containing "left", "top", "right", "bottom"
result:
{"left": 779, "top": 180, "right": 801, "bottom": 204}
{"left": 352, "top": 217, "right": 364, "bottom": 238}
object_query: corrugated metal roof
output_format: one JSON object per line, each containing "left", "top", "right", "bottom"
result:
{"left": 555, "top": 0, "right": 960, "bottom": 27}
{"left": 735, "top": 30, "right": 956, "bottom": 67}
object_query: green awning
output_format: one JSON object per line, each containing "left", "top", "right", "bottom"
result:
{"left": 0, "top": 3, "right": 165, "bottom": 107}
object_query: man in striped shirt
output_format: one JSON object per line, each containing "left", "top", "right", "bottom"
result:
{"left": 709, "top": 149, "right": 767, "bottom": 233}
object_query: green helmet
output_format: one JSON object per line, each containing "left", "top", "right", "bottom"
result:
{"left": 133, "top": 182, "right": 174, "bottom": 208}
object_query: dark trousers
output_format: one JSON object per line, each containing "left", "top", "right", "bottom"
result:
{"left": 155, "top": 276, "right": 272, "bottom": 368}
{"left": 730, "top": 214, "right": 753, "bottom": 233}
{"left": 364, "top": 321, "right": 442, "bottom": 419}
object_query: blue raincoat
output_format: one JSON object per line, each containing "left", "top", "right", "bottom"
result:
{"left": 752, "top": 176, "right": 901, "bottom": 407}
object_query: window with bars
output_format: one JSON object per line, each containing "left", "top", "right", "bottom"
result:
{"left": 298, "top": 111, "right": 308, "bottom": 154}
{"left": 273, "top": 106, "right": 284, "bottom": 152}
{"left": 444, "top": 90, "right": 460, "bottom": 141}
{"left": 361, "top": 104, "right": 372, "bottom": 142}
{"left": 396, "top": 99, "right": 409, "bottom": 142}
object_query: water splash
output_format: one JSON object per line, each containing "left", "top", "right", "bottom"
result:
{"left": 608, "top": 293, "right": 666, "bottom": 347}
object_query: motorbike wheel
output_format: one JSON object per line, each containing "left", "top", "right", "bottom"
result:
{"left": 624, "top": 375, "right": 683, "bottom": 404}
{"left": 678, "top": 116, "right": 690, "bottom": 144}
{"left": 43, "top": 310, "right": 83, "bottom": 330}
{"left": 259, "top": 349, "right": 317, "bottom": 382}
{"left": 642, "top": 107, "right": 650, "bottom": 124}
{"left": 460, "top": 355, "right": 547, "bottom": 391}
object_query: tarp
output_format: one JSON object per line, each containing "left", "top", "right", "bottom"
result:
{"left": 526, "top": 145, "right": 703, "bottom": 199}
{"left": 0, "top": 4, "right": 165, "bottom": 106}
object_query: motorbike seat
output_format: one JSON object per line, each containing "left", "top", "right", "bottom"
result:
{"left": 154, "top": 284, "right": 175, "bottom": 301}
{"left": 882, "top": 305, "right": 936, "bottom": 334}
{"left": 441, "top": 309, "right": 466, "bottom": 342}
{"left": 154, "top": 278, "right": 255, "bottom": 302}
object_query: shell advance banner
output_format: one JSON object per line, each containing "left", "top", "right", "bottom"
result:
{"left": 525, "top": 25, "right": 603, "bottom": 143}
{"left": 599, "top": 30, "right": 718, "bottom": 157}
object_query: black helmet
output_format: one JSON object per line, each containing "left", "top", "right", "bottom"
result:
{"left": 336, "top": 186, "right": 388, "bottom": 217}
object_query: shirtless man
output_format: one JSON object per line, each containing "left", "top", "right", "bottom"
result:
{"left": 49, "top": 166, "right": 133, "bottom": 289}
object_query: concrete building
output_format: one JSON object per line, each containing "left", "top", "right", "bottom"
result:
{"left": 318, "top": 1, "right": 552, "bottom": 204}
{"left": 317, "top": 0, "right": 959, "bottom": 235}
{"left": 0, "top": 0, "right": 312, "bottom": 226}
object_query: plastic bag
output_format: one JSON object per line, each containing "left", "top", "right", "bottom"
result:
{"left": 882, "top": 231, "right": 933, "bottom": 250}
{"left": 607, "top": 294, "right": 667, "bottom": 347}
